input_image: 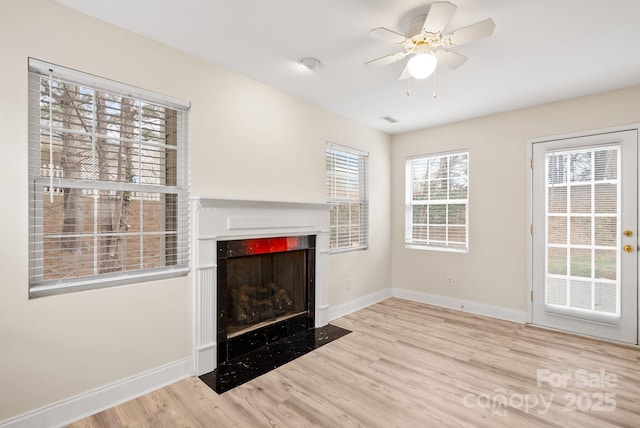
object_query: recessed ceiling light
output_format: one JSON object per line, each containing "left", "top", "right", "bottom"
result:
{"left": 299, "top": 57, "right": 323, "bottom": 71}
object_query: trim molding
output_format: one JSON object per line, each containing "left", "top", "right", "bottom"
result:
{"left": 328, "top": 288, "right": 392, "bottom": 321}
{"left": 0, "top": 357, "right": 192, "bottom": 428}
{"left": 328, "top": 288, "right": 527, "bottom": 324}
{"left": 392, "top": 288, "right": 528, "bottom": 324}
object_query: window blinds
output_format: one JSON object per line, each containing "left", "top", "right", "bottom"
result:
{"left": 406, "top": 151, "right": 469, "bottom": 251}
{"left": 545, "top": 146, "right": 620, "bottom": 315}
{"left": 28, "top": 58, "right": 190, "bottom": 297}
{"left": 326, "top": 143, "right": 369, "bottom": 252}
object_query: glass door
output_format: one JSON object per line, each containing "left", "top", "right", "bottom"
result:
{"left": 532, "top": 130, "right": 638, "bottom": 344}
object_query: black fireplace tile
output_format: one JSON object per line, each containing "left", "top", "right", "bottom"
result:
{"left": 224, "top": 314, "right": 311, "bottom": 361}
{"left": 199, "top": 324, "right": 351, "bottom": 394}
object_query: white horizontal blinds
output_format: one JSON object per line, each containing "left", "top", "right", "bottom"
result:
{"left": 545, "top": 146, "right": 620, "bottom": 315}
{"left": 326, "top": 143, "right": 369, "bottom": 251}
{"left": 28, "top": 59, "right": 189, "bottom": 295}
{"left": 406, "top": 151, "right": 468, "bottom": 250}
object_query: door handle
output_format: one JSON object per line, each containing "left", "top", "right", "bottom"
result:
{"left": 623, "top": 245, "right": 634, "bottom": 253}
{"left": 624, "top": 230, "right": 634, "bottom": 237}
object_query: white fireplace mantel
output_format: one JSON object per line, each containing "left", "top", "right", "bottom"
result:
{"left": 191, "top": 197, "right": 330, "bottom": 375}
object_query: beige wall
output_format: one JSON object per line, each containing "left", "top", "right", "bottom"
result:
{"left": 0, "top": 0, "right": 391, "bottom": 420}
{"left": 4, "top": 0, "right": 639, "bottom": 422}
{"left": 391, "top": 86, "right": 640, "bottom": 312}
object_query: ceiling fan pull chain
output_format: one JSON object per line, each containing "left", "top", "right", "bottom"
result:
{"left": 406, "top": 77, "right": 411, "bottom": 96}
{"left": 433, "top": 68, "right": 437, "bottom": 99}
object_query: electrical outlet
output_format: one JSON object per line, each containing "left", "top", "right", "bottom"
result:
{"left": 447, "top": 276, "right": 454, "bottom": 286}
{"left": 346, "top": 278, "right": 352, "bottom": 289}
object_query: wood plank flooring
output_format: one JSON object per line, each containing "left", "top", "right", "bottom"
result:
{"left": 69, "top": 298, "right": 640, "bottom": 427}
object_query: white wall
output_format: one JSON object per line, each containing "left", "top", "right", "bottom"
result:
{"left": 0, "top": 0, "right": 391, "bottom": 421}
{"left": 391, "top": 86, "right": 640, "bottom": 313}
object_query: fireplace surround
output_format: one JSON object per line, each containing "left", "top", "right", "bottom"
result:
{"left": 216, "top": 235, "right": 316, "bottom": 364}
{"left": 191, "top": 198, "right": 331, "bottom": 377}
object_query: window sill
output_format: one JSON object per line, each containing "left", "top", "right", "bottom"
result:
{"left": 329, "top": 246, "right": 368, "bottom": 255}
{"left": 405, "top": 244, "right": 468, "bottom": 254}
{"left": 29, "top": 265, "right": 190, "bottom": 298}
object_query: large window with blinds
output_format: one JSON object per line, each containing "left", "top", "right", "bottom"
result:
{"left": 546, "top": 146, "right": 619, "bottom": 314}
{"left": 28, "top": 59, "right": 190, "bottom": 297}
{"left": 326, "top": 143, "right": 368, "bottom": 252}
{"left": 406, "top": 151, "right": 469, "bottom": 251}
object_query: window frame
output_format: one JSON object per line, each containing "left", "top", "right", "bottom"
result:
{"left": 28, "top": 58, "right": 191, "bottom": 298}
{"left": 405, "top": 150, "right": 469, "bottom": 252}
{"left": 326, "top": 142, "right": 369, "bottom": 253}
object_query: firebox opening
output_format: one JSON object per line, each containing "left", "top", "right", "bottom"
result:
{"left": 227, "top": 250, "right": 307, "bottom": 338}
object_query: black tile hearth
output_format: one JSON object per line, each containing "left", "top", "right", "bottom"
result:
{"left": 223, "top": 313, "right": 311, "bottom": 363}
{"left": 199, "top": 324, "right": 351, "bottom": 394}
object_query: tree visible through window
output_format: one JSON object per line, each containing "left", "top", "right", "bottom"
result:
{"left": 406, "top": 151, "right": 469, "bottom": 251}
{"left": 28, "top": 60, "right": 189, "bottom": 296}
{"left": 326, "top": 143, "right": 368, "bottom": 252}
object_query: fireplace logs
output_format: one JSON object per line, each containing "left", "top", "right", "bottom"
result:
{"left": 230, "top": 282, "right": 293, "bottom": 323}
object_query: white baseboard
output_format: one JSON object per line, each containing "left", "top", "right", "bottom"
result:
{"left": 0, "top": 357, "right": 192, "bottom": 428}
{"left": 328, "top": 288, "right": 392, "bottom": 321}
{"left": 328, "top": 287, "right": 527, "bottom": 325}
{"left": 392, "top": 288, "right": 528, "bottom": 324}
{"left": 195, "top": 344, "right": 216, "bottom": 376}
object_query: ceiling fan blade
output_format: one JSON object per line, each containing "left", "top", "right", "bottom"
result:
{"left": 369, "top": 27, "right": 407, "bottom": 44}
{"left": 365, "top": 52, "right": 407, "bottom": 68}
{"left": 443, "top": 18, "right": 495, "bottom": 47}
{"left": 422, "top": 1, "right": 457, "bottom": 34}
{"left": 398, "top": 63, "right": 411, "bottom": 80}
{"left": 435, "top": 49, "right": 467, "bottom": 69}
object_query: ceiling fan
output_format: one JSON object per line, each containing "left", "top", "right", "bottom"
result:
{"left": 365, "top": 1, "right": 495, "bottom": 80}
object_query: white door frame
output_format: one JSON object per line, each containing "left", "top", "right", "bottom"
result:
{"left": 527, "top": 124, "right": 640, "bottom": 344}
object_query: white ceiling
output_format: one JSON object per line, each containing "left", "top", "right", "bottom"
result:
{"left": 55, "top": 0, "right": 640, "bottom": 134}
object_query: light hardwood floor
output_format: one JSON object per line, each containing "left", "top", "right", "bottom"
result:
{"left": 69, "top": 298, "right": 640, "bottom": 427}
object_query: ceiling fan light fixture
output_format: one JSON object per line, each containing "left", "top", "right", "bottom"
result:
{"left": 407, "top": 53, "right": 437, "bottom": 79}
{"left": 299, "top": 57, "right": 323, "bottom": 71}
